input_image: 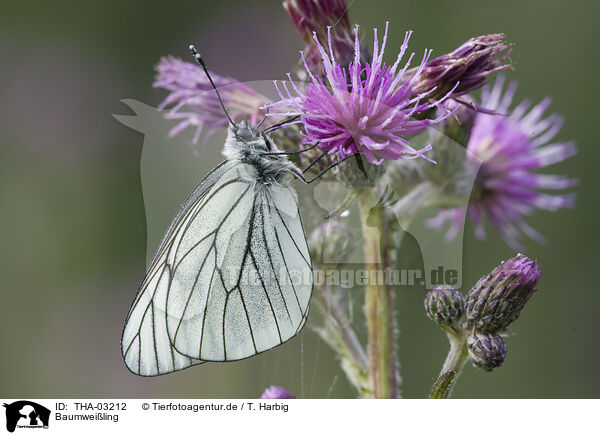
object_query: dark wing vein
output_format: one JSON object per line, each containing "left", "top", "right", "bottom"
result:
{"left": 198, "top": 257, "right": 218, "bottom": 359}
{"left": 267, "top": 200, "right": 306, "bottom": 318}
{"left": 235, "top": 195, "right": 259, "bottom": 355}
{"left": 272, "top": 202, "right": 311, "bottom": 268}
{"left": 172, "top": 176, "right": 250, "bottom": 268}
{"left": 259, "top": 199, "right": 292, "bottom": 323}
{"left": 250, "top": 249, "right": 283, "bottom": 344}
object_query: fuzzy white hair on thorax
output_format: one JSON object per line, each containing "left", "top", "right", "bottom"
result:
{"left": 222, "top": 120, "right": 300, "bottom": 187}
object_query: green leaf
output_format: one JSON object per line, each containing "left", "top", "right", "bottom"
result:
{"left": 429, "top": 371, "right": 456, "bottom": 399}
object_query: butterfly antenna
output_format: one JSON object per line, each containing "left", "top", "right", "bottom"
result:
{"left": 298, "top": 153, "right": 360, "bottom": 184}
{"left": 257, "top": 108, "right": 269, "bottom": 129}
{"left": 262, "top": 115, "right": 300, "bottom": 134}
{"left": 189, "top": 44, "right": 236, "bottom": 127}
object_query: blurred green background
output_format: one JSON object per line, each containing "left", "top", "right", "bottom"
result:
{"left": 1, "top": 0, "right": 598, "bottom": 398}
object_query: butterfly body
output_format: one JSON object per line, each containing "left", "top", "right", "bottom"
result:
{"left": 121, "top": 120, "right": 313, "bottom": 376}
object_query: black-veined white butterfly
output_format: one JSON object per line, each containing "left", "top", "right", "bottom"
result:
{"left": 121, "top": 46, "right": 348, "bottom": 376}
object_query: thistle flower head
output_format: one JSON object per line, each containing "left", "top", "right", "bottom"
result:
{"left": 412, "top": 34, "right": 513, "bottom": 100}
{"left": 267, "top": 23, "right": 456, "bottom": 165}
{"left": 424, "top": 285, "right": 466, "bottom": 332}
{"left": 467, "top": 331, "right": 507, "bottom": 371}
{"left": 260, "top": 385, "right": 296, "bottom": 399}
{"left": 466, "top": 254, "right": 541, "bottom": 333}
{"left": 427, "top": 76, "right": 578, "bottom": 250}
{"left": 154, "top": 56, "right": 268, "bottom": 143}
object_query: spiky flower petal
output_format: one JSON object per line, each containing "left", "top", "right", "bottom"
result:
{"left": 427, "top": 76, "right": 577, "bottom": 250}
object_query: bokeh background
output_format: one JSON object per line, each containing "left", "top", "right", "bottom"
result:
{"left": 1, "top": 0, "right": 598, "bottom": 398}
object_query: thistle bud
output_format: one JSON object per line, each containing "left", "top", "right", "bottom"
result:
{"left": 410, "top": 34, "right": 513, "bottom": 101}
{"left": 283, "top": 0, "right": 370, "bottom": 74}
{"left": 260, "top": 385, "right": 295, "bottom": 399}
{"left": 283, "top": 0, "right": 351, "bottom": 42}
{"left": 424, "top": 285, "right": 466, "bottom": 331}
{"left": 467, "top": 332, "right": 507, "bottom": 371}
{"left": 466, "top": 254, "right": 541, "bottom": 333}
{"left": 309, "top": 220, "right": 352, "bottom": 265}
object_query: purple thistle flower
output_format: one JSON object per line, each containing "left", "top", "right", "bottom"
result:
{"left": 427, "top": 76, "right": 578, "bottom": 250}
{"left": 411, "top": 34, "right": 513, "bottom": 101}
{"left": 266, "top": 23, "right": 456, "bottom": 165}
{"left": 154, "top": 56, "right": 268, "bottom": 143}
{"left": 260, "top": 385, "right": 296, "bottom": 399}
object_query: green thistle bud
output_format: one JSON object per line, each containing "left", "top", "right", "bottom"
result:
{"left": 308, "top": 220, "right": 352, "bottom": 265}
{"left": 466, "top": 254, "right": 541, "bottom": 333}
{"left": 467, "top": 331, "right": 507, "bottom": 371}
{"left": 424, "top": 285, "right": 466, "bottom": 331}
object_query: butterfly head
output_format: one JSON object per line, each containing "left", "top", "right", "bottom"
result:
{"left": 225, "top": 120, "right": 275, "bottom": 155}
{"left": 233, "top": 120, "right": 261, "bottom": 144}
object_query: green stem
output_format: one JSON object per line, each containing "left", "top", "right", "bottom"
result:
{"left": 438, "top": 330, "right": 469, "bottom": 397}
{"left": 358, "top": 189, "right": 398, "bottom": 398}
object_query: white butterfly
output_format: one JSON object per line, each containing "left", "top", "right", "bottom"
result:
{"left": 122, "top": 120, "right": 318, "bottom": 375}
{"left": 121, "top": 47, "right": 337, "bottom": 376}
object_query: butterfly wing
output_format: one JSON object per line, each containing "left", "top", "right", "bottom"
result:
{"left": 165, "top": 169, "right": 313, "bottom": 362}
{"left": 122, "top": 160, "right": 313, "bottom": 375}
{"left": 121, "top": 160, "right": 236, "bottom": 376}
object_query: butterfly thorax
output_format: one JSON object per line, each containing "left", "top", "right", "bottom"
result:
{"left": 222, "top": 121, "right": 299, "bottom": 187}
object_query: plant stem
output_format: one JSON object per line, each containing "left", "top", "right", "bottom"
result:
{"left": 438, "top": 330, "right": 469, "bottom": 397}
{"left": 313, "top": 290, "right": 372, "bottom": 397}
{"left": 358, "top": 189, "right": 398, "bottom": 398}
{"left": 328, "top": 301, "right": 370, "bottom": 374}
